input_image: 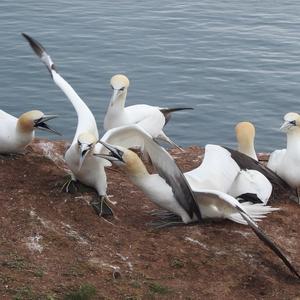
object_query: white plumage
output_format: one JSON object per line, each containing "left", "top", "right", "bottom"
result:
{"left": 0, "top": 109, "right": 58, "bottom": 154}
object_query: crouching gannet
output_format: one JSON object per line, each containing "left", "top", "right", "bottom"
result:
{"left": 0, "top": 109, "right": 59, "bottom": 154}
{"left": 23, "top": 33, "right": 113, "bottom": 216}
{"left": 268, "top": 112, "right": 300, "bottom": 202}
{"left": 104, "top": 74, "right": 193, "bottom": 149}
{"left": 94, "top": 125, "right": 299, "bottom": 279}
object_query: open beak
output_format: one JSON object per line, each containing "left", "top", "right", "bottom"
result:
{"left": 280, "top": 120, "right": 295, "bottom": 132}
{"left": 34, "top": 115, "right": 61, "bottom": 135}
{"left": 94, "top": 140, "right": 124, "bottom": 162}
{"left": 78, "top": 143, "right": 92, "bottom": 170}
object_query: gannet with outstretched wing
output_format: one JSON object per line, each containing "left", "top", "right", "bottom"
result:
{"left": 23, "top": 33, "right": 113, "bottom": 216}
{"left": 94, "top": 125, "right": 299, "bottom": 279}
{"left": 0, "top": 109, "right": 59, "bottom": 154}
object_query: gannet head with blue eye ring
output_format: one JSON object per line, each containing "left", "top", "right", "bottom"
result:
{"left": 280, "top": 112, "right": 300, "bottom": 133}
{"left": 17, "top": 110, "right": 60, "bottom": 135}
{"left": 77, "top": 132, "right": 98, "bottom": 170}
{"left": 94, "top": 140, "right": 148, "bottom": 177}
{"left": 110, "top": 74, "right": 130, "bottom": 106}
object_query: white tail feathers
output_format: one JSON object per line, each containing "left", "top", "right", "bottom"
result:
{"left": 228, "top": 203, "right": 279, "bottom": 225}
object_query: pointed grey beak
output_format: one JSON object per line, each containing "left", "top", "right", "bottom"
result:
{"left": 110, "top": 89, "right": 120, "bottom": 106}
{"left": 34, "top": 115, "right": 61, "bottom": 135}
{"left": 78, "top": 143, "right": 92, "bottom": 170}
{"left": 280, "top": 120, "right": 296, "bottom": 132}
{"left": 94, "top": 140, "right": 124, "bottom": 162}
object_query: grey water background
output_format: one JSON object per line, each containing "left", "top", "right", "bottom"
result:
{"left": 1, "top": 0, "right": 300, "bottom": 152}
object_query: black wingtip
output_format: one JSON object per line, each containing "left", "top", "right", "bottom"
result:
{"left": 22, "top": 32, "right": 44, "bottom": 58}
{"left": 236, "top": 206, "right": 300, "bottom": 280}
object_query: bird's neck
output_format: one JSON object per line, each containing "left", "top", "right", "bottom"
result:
{"left": 237, "top": 142, "right": 257, "bottom": 160}
{"left": 286, "top": 129, "right": 300, "bottom": 155}
{"left": 16, "top": 121, "right": 34, "bottom": 146}
{"left": 109, "top": 92, "right": 127, "bottom": 111}
{"left": 125, "top": 158, "right": 150, "bottom": 179}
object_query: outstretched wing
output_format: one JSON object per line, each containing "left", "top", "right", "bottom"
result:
{"left": 224, "top": 147, "right": 290, "bottom": 191}
{"left": 193, "top": 189, "right": 299, "bottom": 279}
{"left": 22, "top": 33, "right": 98, "bottom": 143}
{"left": 99, "top": 125, "right": 202, "bottom": 220}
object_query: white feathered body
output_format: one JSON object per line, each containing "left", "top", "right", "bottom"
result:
{"left": 0, "top": 110, "right": 34, "bottom": 153}
{"left": 104, "top": 104, "right": 166, "bottom": 138}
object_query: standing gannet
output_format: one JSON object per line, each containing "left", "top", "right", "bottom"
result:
{"left": 104, "top": 74, "right": 192, "bottom": 149}
{"left": 235, "top": 121, "right": 257, "bottom": 160}
{"left": 0, "top": 109, "right": 59, "bottom": 154}
{"left": 23, "top": 33, "right": 113, "bottom": 216}
{"left": 268, "top": 112, "right": 300, "bottom": 202}
{"left": 94, "top": 126, "right": 299, "bottom": 279}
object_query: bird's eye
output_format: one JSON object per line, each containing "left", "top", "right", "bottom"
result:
{"left": 117, "top": 149, "right": 124, "bottom": 157}
{"left": 111, "top": 85, "right": 114, "bottom": 90}
{"left": 119, "top": 87, "right": 125, "bottom": 91}
{"left": 78, "top": 141, "right": 82, "bottom": 146}
{"left": 290, "top": 120, "right": 296, "bottom": 126}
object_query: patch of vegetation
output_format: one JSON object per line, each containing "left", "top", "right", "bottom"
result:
{"left": 170, "top": 258, "right": 184, "bottom": 269}
{"left": 130, "top": 280, "right": 142, "bottom": 288}
{"left": 13, "top": 286, "right": 35, "bottom": 300}
{"left": 2, "top": 254, "right": 27, "bottom": 270}
{"left": 64, "top": 284, "right": 97, "bottom": 300}
{"left": 148, "top": 282, "right": 172, "bottom": 295}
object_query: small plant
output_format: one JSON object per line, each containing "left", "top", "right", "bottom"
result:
{"left": 64, "top": 284, "right": 97, "bottom": 300}
{"left": 148, "top": 282, "right": 171, "bottom": 295}
{"left": 170, "top": 258, "right": 184, "bottom": 269}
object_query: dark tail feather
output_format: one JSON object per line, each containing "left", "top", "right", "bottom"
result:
{"left": 236, "top": 206, "right": 300, "bottom": 279}
{"left": 160, "top": 107, "right": 194, "bottom": 126}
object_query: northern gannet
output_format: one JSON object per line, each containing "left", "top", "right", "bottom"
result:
{"left": 268, "top": 112, "right": 300, "bottom": 202}
{"left": 184, "top": 144, "right": 282, "bottom": 205}
{"left": 0, "top": 109, "right": 59, "bottom": 154}
{"left": 23, "top": 33, "right": 113, "bottom": 216}
{"left": 104, "top": 74, "right": 192, "bottom": 149}
{"left": 235, "top": 121, "right": 257, "bottom": 160}
{"left": 94, "top": 126, "right": 299, "bottom": 279}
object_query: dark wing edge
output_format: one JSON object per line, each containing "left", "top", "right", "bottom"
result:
{"left": 160, "top": 107, "right": 194, "bottom": 126}
{"left": 22, "top": 33, "right": 57, "bottom": 75}
{"left": 147, "top": 139, "right": 202, "bottom": 221}
{"left": 235, "top": 205, "right": 300, "bottom": 279}
{"left": 224, "top": 147, "right": 291, "bottom": 191}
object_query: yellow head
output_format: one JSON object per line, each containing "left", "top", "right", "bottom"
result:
{"left": 17, "top": 110, "right": 45, "bottom": 133}
{"left": 95, "top": 141, "right": 148, "bottom": 177}
{"left": 235, "top": 121, "right": 257, "bottom": 160}
{"left": 110, "top": 74, "right": 130, "bottom": 90}
{"left": 17, "top": 110, "right": 59, "bottom": 135}
{"left": 235, "top": 121, "right": 255, "bottom": 147}
{"left": 77, "top": 132, "right": 97, "bottom": 170}
{"left": 110, "top": 74, "right": 130, "bottom": 105}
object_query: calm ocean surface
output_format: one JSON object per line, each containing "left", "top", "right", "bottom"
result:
{"left": 1, "top": 1, "right": 300, "bottom": 151}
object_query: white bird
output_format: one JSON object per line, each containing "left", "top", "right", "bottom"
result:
{"left": 94, "top": 125, "right": 299, "bottom": 279}
{"left": 23, "top": 33, "right": 113, "bottom": 216}
{"left": 268, "top": 112, "right": 299, "bottom": 201}
{"left": 0, "top": 109, "right": 59, "bottom": 154}
{"left": 104, "top": 74, "right": 192, "bottom": 149}
{"left": 185, "top": 144, "right": 277, "bottom": 205}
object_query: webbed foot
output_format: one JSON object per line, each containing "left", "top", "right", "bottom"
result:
{"left": 91, "top": 195, "right": 114, "bottom": 217}
{"left": 61, "top": 176, "right": 78, "bottom": 193}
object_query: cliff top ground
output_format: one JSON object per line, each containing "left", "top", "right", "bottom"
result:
{"left": 0, "top": 139, "right": 299, "bottom": 299}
